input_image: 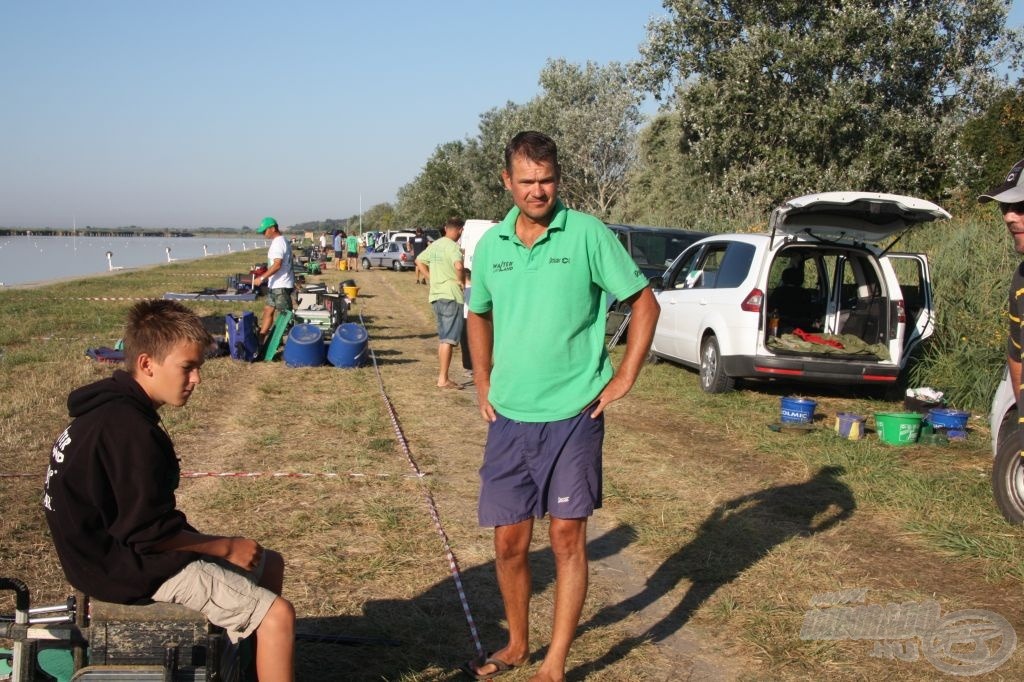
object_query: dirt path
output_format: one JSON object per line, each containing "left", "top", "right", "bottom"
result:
{"left": 349, "top": 269, "right": 749, "bottom": 680}
{"left": 160, "top": 267, "right": 1021, "bottom": 680}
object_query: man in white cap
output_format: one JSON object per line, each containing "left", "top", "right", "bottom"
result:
{"left": 253, "top": 217, "right": 295, "bottom": 345}
{"left": 980, "top": 160, "right": 1024, "bottom": 407}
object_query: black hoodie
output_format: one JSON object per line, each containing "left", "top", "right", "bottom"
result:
{"left": 43, "top": 370, "right": 197, "bottom": 604}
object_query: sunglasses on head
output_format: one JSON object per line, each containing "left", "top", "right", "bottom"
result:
{"left": 1000, "top": 201, "right": 1024, "bottom": 214}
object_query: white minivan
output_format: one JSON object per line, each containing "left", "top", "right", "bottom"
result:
{"left": 650, "top": 192, "right": 950, "bottom": 393}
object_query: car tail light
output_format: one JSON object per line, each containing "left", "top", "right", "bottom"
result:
{"left": 741, "top": 288, "right": 764, "bottom": 312}
{"left": 896, "top": 299, "right": 906, "bottom": 324}
{"left": 401, "top": 253, "right": 408, "bottom": 262}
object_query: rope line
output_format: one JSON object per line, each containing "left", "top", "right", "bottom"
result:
{"left": 0, "top": 471, "right": 408, "bottom": 479}
{"left": 362, "top": 308, "right": 484, "bottom": 659}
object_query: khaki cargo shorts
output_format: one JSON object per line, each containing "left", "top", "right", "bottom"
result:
{"left": 151, "top": 557, "right": 277, "bottom": 643}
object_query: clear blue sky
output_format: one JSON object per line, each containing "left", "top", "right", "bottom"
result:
{"left": 2, "top": 1, "right": 1020, "bottom": 230}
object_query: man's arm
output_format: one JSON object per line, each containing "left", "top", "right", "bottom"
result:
{"left": 590, "top": 286, "right": 660, "bottom": 418}
{"left": 468, "top": 310, "right": 496, "bottom": 422}
{"left": 254, "top": 258, "right": 283, "bottom": 286}
{"left": 152, "top": 530, "right": 263, "bottom": 572}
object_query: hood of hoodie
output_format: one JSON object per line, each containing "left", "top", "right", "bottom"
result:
{"left": 68, "top": 369, "right": 159, "bottom": 423}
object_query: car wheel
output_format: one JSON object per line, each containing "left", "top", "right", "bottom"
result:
{"left": 392, "top": 261, "right": 402, "bottom": 272}
{"left": 699, "top": 335, "right": 735, "bottom": 393}
{"left": 992, "top": 417, "right": 1024, "bottom": 523}
{"left": 361, "top": 257, "right": 371, "bottom": 270}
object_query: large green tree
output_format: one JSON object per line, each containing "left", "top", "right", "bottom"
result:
{"left": 396, "top": 59, "right": 643, "bottom": 223}
{"left": 959, "top": 81, "right": 1024, "bottom": 195}
{"left": 635, "top": 0, "right": 1021, "bottom": 208}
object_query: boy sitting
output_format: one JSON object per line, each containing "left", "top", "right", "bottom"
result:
{"left": 43, "top": 300, "right": 295, "bottom": 681}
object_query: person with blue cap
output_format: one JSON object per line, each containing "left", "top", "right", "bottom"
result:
{"left": 253, "top": 217, "right": 294, "bottom": 346}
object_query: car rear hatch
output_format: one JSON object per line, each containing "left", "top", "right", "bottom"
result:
{"left": 769, "top": 192, "right": 950, "bottom": 251}
{"left": 762, "top": 193, "right": 949, "bottom": 376}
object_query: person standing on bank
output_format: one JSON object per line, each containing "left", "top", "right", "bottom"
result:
{"left": 411, "top": 227, "right": 430, "bottom": 284}
{"left": 464, "top": 131, "right": 660, "bottom": 681}
{"left": 346, "top": 231, "right": 361, "bottom": 272}
{"left": 980, "top": 158, "right": 1024, "bottom": 407}
{"left": 416, "top": 217, "right": 466, "bottom": 389}
{"left": 253, "top": 217, "right": 295, "bottom": 345}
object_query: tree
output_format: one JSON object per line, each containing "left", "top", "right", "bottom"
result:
{"left": 959, "top": 81, "right": 1024, "bottom": 195}
{"left": 516, "top": 60, "right": 644, "bottom": 218}
{"left": 395, "top": 59, "right": 644, "bottom": 223}
{"left": 395, "top": 141, "right": 477, "bottom": 228}
{"left": 635, "top": 0, "right": 1021, "bottom": 207}
{"left": 359, "top": 202, "right": 396, "bottom": 234}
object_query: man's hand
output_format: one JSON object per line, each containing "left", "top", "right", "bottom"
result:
{"left": 474, "top": 375, "right": 497, "bottom": 423}
{"left": 224, "top": 537, "right": 263, "bottom": 572}
{"left": 589, "top": 375, "right": 632, "bottom": 418}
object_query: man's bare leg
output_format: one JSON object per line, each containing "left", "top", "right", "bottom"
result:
{"left": 438, "top": 342, "right": 455, "bottom": 387}
{"left": 531, "top": 517, "right": 588, "bottom": 682}
{"left": 470, "top": 519, "right": 533, "bottom": 677}
{"left": 258, "top": 305, "right": 276, "bottom": 345}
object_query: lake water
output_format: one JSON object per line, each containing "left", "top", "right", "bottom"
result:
{"left": 0, "top": 235, "right": 271, "bottom": 287}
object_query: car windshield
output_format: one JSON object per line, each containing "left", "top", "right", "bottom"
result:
{"left": 630, "top": 232, "right": 697, "bottom": 268}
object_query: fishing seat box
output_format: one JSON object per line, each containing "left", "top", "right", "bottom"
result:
{"left": 86, "top": 598, "right": 226, "bottom": 670}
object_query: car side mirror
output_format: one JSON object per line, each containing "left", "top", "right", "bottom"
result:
{"left": 648, "top": 275, "right": 664, "bottom": 290}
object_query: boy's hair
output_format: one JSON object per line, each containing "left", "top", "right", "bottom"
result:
{"left": 444, "top": 217, "right": 466, "bottom": 231}
{"left": 504, "top": 131, "right": 560, "bottom": 177}
{"left": 123, "top": 300, "right": 212, "bottom": 370}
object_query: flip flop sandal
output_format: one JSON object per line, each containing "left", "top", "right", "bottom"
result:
{"left": 460, "top": 654, "right": 516, "bottom": 680}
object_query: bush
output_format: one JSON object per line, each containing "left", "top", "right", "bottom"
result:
{"left": 905, "top": 206, "right": 1016, "bottom": 412}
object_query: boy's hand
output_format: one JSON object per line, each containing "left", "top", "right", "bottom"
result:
{"left": 225, "top": 537, "right": 263, "bottom": 572}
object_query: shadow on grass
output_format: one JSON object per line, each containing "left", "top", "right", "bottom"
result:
{"left": 293, "top": 523, "right": 638, "bottom": 680}
{"left": 568, "top": 465, "right": 855, "bottom": 680}
{"left": 372, "top": 333, "right": 437, "bottom": 341}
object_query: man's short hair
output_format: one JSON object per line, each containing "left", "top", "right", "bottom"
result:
{"left": 444, "top": 217, "right": 466, "bottom": 231}
{"left": 123, "top": 300, "right": 212, "bottom": 370}
{"left": 504, "top": 131, "right": 560, "bottom": 176}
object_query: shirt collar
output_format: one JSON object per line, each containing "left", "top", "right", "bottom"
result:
{"left": 497, "top": 200, "right": 567, "bottom": 242}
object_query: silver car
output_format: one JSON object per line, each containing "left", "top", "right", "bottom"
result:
{"left": 361, "top": 242, "right": 415, "bottom": 271}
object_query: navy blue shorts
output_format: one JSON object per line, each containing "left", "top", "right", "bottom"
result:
{"left": 478, "top": 407, "right": 604, "bottom": 527}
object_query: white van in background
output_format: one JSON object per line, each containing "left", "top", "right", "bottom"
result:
{"left": 459, "top": 219, "right": 498, "bottom": 272}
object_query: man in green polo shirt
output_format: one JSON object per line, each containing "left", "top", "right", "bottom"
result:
{"left": 464, "top": 131, "right": 660, "bottom": 681}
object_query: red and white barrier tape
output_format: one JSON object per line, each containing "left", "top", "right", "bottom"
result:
{"left": 363, "top": 309, "right": 484, "bottom": 660}
{"left": 0, "top": 471, "right": 407, "bottom": 479}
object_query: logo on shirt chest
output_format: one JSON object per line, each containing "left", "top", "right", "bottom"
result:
{"left": 549, "top": 257, "right": 571, "bottom": 265}
{"left": 493, "top": 260, "right": 514, "bottom": 273}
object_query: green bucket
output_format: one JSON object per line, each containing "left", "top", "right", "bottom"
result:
{"left": 874, "top": 412, "right": 922, "bottom": 446}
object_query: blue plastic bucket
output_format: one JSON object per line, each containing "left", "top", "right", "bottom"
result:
{"left": 328, "top": 322, "right": 369, "bottom": 368}
{"left": 926, "top": 408, "right": 969, "bottom": 430}
{"left": 835, "top": 412, "right": 867, "bottom": 440}
{"left": 282, "top": 323, "right": 326, "bottom": 367}
{"left": 780, "top": 397, "right": 817, "bottom": 424}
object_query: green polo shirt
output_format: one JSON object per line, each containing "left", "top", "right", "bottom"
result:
{"left": 469, "top": 201, "right": 648, "bottom": 422}
{"left": 345, "top": 235, "right": 359, "bottom": 253}
{"left": 417, "top": 237, "right": 464, "bottom": 304}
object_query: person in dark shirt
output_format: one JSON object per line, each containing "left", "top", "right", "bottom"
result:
{"left": 979, "top": 159, "right": 1024, "bottom": 409}
{"left": 43, "top": 299, "right": 295, "bottom": 681}
{"left": 411, "top": 226, "right": 430, "bottom": 284}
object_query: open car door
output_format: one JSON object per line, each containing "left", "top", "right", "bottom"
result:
{"left": 886, "top": 252, "right": 934, "bottom": 360}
